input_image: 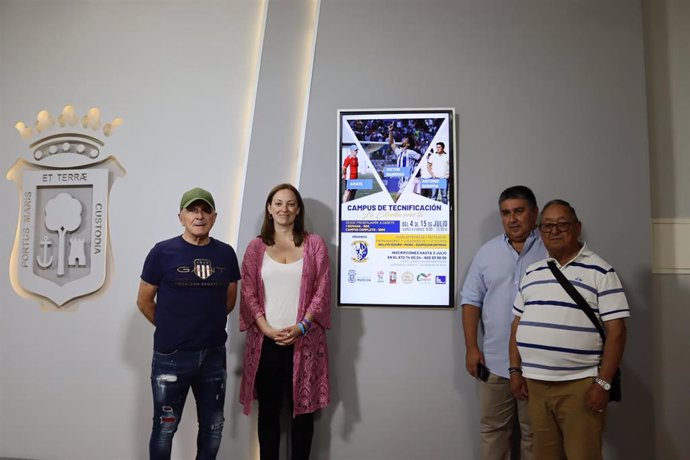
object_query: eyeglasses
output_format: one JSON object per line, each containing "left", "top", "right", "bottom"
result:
{"left": 539, "top": 221, "right": 576, "bottom": 233}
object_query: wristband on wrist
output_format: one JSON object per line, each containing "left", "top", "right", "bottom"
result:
{"left": 508, "top": 367, "right": 522, "bottom": 374}
{"left": 302, "top": 317, "right": 311, "bottom": 327}
{"left": 297, "top": 322, "right": 306, "bottom": 336}
{"left": 301, "top": 321, "right": 310, "bottom": 335}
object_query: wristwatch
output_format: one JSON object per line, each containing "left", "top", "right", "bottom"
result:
{"left": 594, "top": 377, "right": 611, "bottom": 391}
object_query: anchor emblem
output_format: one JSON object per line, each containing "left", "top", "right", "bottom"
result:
{"left": 36, "top": 235, "right": 54, "bottom": 268}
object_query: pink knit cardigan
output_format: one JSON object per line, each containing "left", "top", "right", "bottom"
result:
{"left": 239, "top": 233, "right": 331, "bottom": 416}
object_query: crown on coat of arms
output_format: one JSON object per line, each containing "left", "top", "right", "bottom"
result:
{"left": 14, "top": 105, "right": 123, "bottom": 167}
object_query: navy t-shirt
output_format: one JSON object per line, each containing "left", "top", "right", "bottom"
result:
{"left": 141, "top": 236, "right": 241, "bottom": 352}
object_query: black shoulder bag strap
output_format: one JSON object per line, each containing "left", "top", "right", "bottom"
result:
{"left": 547, "top": 260, "right": 605, "bottom": 342}
{"left": 547, "top": 260, "right": 622, "bottom": 401}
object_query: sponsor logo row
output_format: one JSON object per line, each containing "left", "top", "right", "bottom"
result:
{"left": 347, "top": 269, "right": 446, "bottom": 285}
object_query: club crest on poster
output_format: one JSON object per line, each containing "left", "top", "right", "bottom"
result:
{"left": 351, "top": 240, "right": 369, "bottom": 262}
{"left": 7, "top": 106, "right": 126, "bottom": 307}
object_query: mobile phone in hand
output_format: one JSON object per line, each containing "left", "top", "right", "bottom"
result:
{"left": 477, "top": 363, "right": 490, "bottom": 382}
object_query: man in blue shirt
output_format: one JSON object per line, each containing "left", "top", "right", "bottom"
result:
{"left": 460, "top": 185, "right": 546, "bottom": 460}
{"left": 137, "top": 187, "right": 241, "bottom": 460}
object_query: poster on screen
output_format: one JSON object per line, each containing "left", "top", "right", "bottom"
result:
{"left": 337, "top": 109, "right": 455, "bottom": 309}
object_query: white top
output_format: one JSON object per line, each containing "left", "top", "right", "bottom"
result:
{"left": 262, "top": 252, "right": 303, "bottom": 329}
{"left": 428, "top": 152, "right": 450, "bottom": 178}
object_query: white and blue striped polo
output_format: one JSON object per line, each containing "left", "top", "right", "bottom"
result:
{"left": 394, "top": 147, "right": 421, "bottom": 169}
{"left": 513, "top": 244, "right": 630, "bottom": 381}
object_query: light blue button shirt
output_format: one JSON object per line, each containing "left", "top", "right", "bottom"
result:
{"left": 460, "top": 229, "right": 546, "bottom": 378}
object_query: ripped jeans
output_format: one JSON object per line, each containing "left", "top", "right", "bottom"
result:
{"left": 149, "top": 345, "right": 227, "bottom": 460}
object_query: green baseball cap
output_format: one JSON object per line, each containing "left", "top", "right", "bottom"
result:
{"left": 180, "top": 187, "right": 215, "bottom": 211}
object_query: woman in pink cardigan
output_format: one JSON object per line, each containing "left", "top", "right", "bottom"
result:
{"left": 239, "top": 183, "right": 331, "bottom": 460}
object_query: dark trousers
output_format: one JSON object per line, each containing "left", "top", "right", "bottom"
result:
{"left": 149, "top": 346, "right": 226, "bottom": 460}
{"left": 256, "top": 337, "right": 314, "bottom": 460}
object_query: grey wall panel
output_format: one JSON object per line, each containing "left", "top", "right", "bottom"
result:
{"left": 644, "top": 1, "right": 690, "bottom": 459}
{"left": 301, "top": 0, "right": 652, "bottom": 458}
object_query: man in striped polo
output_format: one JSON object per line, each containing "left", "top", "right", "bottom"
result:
{"left": 508, "top": 199, "right": 629, "bottom": 460}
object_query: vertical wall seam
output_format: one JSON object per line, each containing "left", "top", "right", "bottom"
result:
{"left": 294, "top": 0, "right": 321, "bottom": 188}
{"left": 230, "top": 0, "right": 270, "bottom": 247}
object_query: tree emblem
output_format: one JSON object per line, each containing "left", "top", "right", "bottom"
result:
{"left": 44, "top": 193, "right": 83, "bottom": 276}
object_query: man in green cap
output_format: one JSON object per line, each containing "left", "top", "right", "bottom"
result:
{"left": 137, "top": 187, "right": 241, "bottom": 460}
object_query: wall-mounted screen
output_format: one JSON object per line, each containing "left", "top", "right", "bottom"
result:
{"left": 337, "top": 109, "right": 455, "bottom": 308}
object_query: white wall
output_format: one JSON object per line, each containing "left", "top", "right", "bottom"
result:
{"left": 0, "top": 0, "right": 657, "bottom": 459}
{"left": 0, "top": 1, "right": 262, "bottom": 459}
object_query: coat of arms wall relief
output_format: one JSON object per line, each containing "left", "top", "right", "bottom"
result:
{"left": 7, "top": 105, "right": 125, "bottom": 307}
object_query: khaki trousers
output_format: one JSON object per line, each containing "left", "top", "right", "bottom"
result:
{"left": 481, "top": 373, "right": 533, "bottom": 460}
{"left": 525, "top": 377, "right": 606, "bottom": 460}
